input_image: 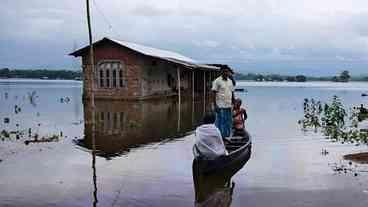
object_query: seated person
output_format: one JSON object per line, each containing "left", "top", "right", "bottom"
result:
{"left": 193, "top": 113, "right": 228, "bottom": 159}
{"left": 233, "top": 98, "right": 247, "bottom": 136}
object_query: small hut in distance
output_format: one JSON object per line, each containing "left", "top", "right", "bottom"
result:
{"left": 70, "top": 37, "right": 222, "bottom": 100}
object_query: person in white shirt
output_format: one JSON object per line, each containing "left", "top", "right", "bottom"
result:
{"left": 212, "top": 66, "right": 235, "bottom": 138}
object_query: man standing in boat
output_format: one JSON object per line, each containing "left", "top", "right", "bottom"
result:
{"left": 212, "top": 65, "right": 235, "bottom": 138}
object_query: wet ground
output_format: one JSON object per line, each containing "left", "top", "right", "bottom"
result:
{"left": 0, "top": 79, "right": 368, "bottom": 207}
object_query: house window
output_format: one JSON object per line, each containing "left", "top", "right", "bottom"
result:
{"left": 112, "top": 70, "right": 117, "bottom": 88}
{"left": 120, "top": 112, "right": 124, "bottom": 128}
{"left": 97, "top": 61, "right": 125, "bottom": 88}
{"left": 99, "top": 70, "right": 104, "bottom": 87}
{"left": 119, "top": 70, "right": 124, "bottom": 87}
{"left": 106, "top": 70, "right": 110, "bottom": 88}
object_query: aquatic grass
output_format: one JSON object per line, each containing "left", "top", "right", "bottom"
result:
{"left": 299, "top": 96, "right": 368, "bottom": 144}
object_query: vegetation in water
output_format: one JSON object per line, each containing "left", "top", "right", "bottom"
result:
{"left": 299, "top": 96, "right": 368, "bottom": 144}
{"left": 0, "top": 91, "right": 64, "bottom": 144}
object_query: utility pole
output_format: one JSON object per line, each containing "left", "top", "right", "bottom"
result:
{"left": 86, "top": 0, "right": 95, "bottom": 108}
{"left": 85, "top": 1, "right": 97, "bottom": 206}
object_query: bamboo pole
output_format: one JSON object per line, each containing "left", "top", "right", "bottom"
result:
{"left": 177, "top": 67, "right": 181, "bottom": 132}
{"left": 177, "top": 67, "right": 181, "bottom": 102}
{"left": 86, "top": 0, "right": 97, "bottom": 206}
{"left": 192, "top": 70, "right": 195, "bottom": 99}
{"left": 86, "top": 0, "right": 95, "bottom": 108}
{"left": 203, "top": 70, "right": 206, "bottom": 114}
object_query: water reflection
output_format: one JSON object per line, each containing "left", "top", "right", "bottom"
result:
{"left": 77, "top": 98, "right": 210, "bottom": 159}
{"left": 193, "top": 159, "right": 245, "bottom": 207}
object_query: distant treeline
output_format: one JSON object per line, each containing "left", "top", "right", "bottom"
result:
{"left": 234, "top": 73, "right": 307, "bottom": 82}
{"left": 0, "top": 68, "right": 82, "bottom": 80}
{"left": 234, "top": 71, "right": 368, "bottom": 82}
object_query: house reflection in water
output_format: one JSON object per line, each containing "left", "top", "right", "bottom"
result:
{"left": 76, "top": 98, "right": 210, "bottom": 158}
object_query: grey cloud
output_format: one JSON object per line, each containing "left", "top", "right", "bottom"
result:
{"left": 131, "top": 4, "right": 174, "bottom": 17}
{"left": 1, "top": 0, "right": 368, "bottom": 75}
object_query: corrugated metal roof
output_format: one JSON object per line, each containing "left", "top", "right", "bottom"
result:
{"left": 70, "top": 37, "right": 220, "bottom": 71}
{"left": 109, "top": 38, "right": 196, "bottom": 63}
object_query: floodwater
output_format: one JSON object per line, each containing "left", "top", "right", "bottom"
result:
{"left": 1, "top": 79, "right": 368, "bottom": 207}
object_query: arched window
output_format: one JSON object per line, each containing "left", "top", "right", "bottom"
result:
{"left": 99, "top": 70, "right": 104, "bottom": 87}
{"left": 119, "top": 70, "right": 124, "bottom": 87}
{"left": 97, "top": 61, "right": 125, "bottom": 89}
{"left": 112, "top": 70, "right": 117, "bottom": 88}
{"left": 106, "top": 69, "right": 110, "bottom": 88}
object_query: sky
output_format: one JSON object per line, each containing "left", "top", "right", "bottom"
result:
{"left": 1, "top": 0, "right": 368, "bottom": 76}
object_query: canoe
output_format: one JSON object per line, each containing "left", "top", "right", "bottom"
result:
{"left": 193, "top": 163, "right": 235, "bottom": 207}
{"left": 193, "top": 129, "right": 252, "bottom": 175}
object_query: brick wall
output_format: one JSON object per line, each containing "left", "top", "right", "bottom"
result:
{"left": 79, "top": 41, "right": 219, "bottom": 100}
{"left": 82, "top": 42, "right": 143, "bottom": 100}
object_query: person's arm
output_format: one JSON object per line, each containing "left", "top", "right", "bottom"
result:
{"left": 233, "top": 109, "right": 242, "bottom": 118}
{"left": 213, "top": 90, "right": 217, "bottom": 108}
{"left": 232, "top": 92, "right": 235, "bottom": 105}
{"left": 230, "top": 75, "right": 236, "bottom": 86}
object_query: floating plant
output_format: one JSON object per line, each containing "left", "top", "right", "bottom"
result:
{"left": 299, "top": 96, "right": 368, "bottom": 144}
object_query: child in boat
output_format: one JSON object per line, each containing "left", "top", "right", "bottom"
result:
{"left": 193, "top": 113, "right": 228, "bottom": 159}
{"left": 233, "top": 98, "right": 247, "bottom": 136}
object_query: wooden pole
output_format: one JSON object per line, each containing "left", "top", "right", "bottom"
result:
{"left": 177, "top": 67, "right": 181, "bottom": 132}
{"left": 203, "top": 70, "right": 206, "bottom": 97}
{"left": 203, "top": 70, "right": 206, "bottom": 114}
{"left": 192, "top": 70, "right": 195, "bottom": 99}
{"left": 177, "top": 67, "right": 181, "bottom": 104}
{"left": 86, "top": 1, "right": 97, "bottom": 206}
{"left": 86, "top": 0, "right": 95, "bottom": 108}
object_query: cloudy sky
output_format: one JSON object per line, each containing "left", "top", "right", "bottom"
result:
{"left": 1, "top": 0, "right": 368, "bottom": 75}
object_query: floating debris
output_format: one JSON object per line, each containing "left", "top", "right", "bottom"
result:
{"left": 234, "top": 88, "right": 247, "bottom": 92}
{"left": 4, "top": 117, "right": 10, "bottom": 124}
{"left": 24, "top": 134, "right": 59, "bottom": 145}
{"left": 362, "top": 93, "right": 368, "bottom": 97}
{"left": 65, "top": 97, "right": 70, "bottom": 103}
{"left": 14, "top": 105, "right": 19, "bottom": 114}
{"left": 27, "top": 91, "right": 38, "bottom": 106}
{"left": 321, "top": 148, "right": 329, "bottom": 155}
{"left": 60, "top": 96, "right": 71, "bottom": 103}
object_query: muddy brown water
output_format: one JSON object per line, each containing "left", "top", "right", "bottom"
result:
{"left": 0, "top": 79, "right": 368, "bottom": 207}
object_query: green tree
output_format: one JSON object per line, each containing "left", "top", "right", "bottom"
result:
{"left": 295, "top": 75, "right": 306, "bottom": 82}
{"left": 339, "top": 70, "right": 350, "bottom": 82}
{"left": 0, "top": 68, "right": 10, "bottom": 78}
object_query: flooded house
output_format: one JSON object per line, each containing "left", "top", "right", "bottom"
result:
{"left": 70, "top": 37, "right": 221, "bottom": 100}
{"left": 78, "top": 98, "right": 209, "bottom": 158}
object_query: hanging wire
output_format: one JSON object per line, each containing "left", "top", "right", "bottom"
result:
{"left": 91, "top": 0, "right": 123, "bottom": 38}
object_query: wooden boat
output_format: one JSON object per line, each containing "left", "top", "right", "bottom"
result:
{"left": 234, "top": 88, "right": 247, "bottom": 92}
{"left": 193, "top": 163, "right": 235, "bottom": 207}
{"left": 193, "top": 138, "right": 250, "bottom": 207}
{"left": 193, "top": 129, "right": 252, "bottom": 175}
